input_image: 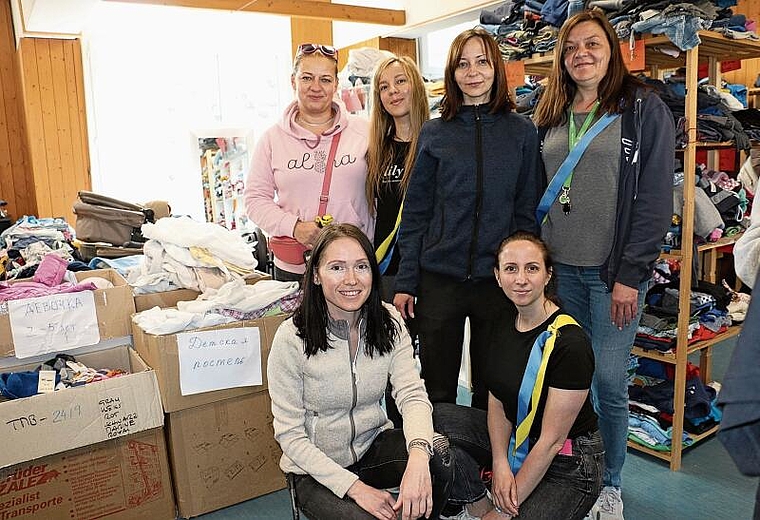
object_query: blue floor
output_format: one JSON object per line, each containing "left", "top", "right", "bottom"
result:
{"left": 194, "top": 337, "right": 758, "bottom": 519}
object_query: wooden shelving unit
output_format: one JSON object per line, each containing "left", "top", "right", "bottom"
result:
{"left": 522, "top": 31, "right": 760, "bottom": 470}
{"left": 634, "top": 31, "right": 759, "bottom": 470}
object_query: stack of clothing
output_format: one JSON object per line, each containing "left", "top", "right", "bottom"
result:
{"left": 0, "top": 216, "right": 78, "bottom": 280}
{"left": 479, "top": 0, "right": 750, "bottom": 60}
{"left": 668, "top": 160, "right": 751, "bottom": 249}
{"left": 0, "top": 254, "right": 112, "bottom": 303}
{"left": 127, "top": 216, "right": 258, "bottom": 294}
{"left": 628, "top": 358, "right": 722, "bottom": 450}
{"left": 635, "top": 270, "right": 732, "bottom": 354}
{"left": 132, "top": 279, "right": 300, "bottom": 335}
{"left": 0, "top": 353, "right": 127, "bottom": 400}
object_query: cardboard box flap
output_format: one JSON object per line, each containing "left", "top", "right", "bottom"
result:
{"left": 132, "top": 313, "right": 286, "bottom": 413}
{"left": 0, "top": 269, "right": 135, "bottom": 358}
{"left": 0, "top": 346, "right": 163, "bottom": 469}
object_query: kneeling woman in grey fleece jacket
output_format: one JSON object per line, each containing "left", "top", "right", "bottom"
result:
{"left": 268, "top": 223, "right": 453, "bottom": 520}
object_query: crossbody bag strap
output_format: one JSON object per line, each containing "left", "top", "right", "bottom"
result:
{"left": 535, "top": 113, "right": 620, "bottom": 225}
{"left": 318, "top": 132, "right": 342, "bottom": 216}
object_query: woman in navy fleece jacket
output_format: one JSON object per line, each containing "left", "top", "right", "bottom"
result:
{"left": 393, "top": 27, "right": 542, "bottom": 411}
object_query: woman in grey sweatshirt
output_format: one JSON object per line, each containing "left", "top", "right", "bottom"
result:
{"left": 268, "top": 224, "right": 453, "bottom": 520}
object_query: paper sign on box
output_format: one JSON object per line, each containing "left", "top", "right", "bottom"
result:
{"left": 8, "top": 291, "right": 100, "bottom": 358}
{"left": 176, "top": 327, "right": 262, "bottom": 396}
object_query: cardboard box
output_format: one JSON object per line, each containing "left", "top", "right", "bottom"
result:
{"left": 132, "top": 313, "right": 286, "bottom": 413}
{"left": 0, "top": 427, "right": 175, "bottom": 520}
{"left": 132, "top": 270, "right": 271, "bottom": 312}
{"left": 0, "top": 346, "right": 163, "bottom": 469}
{"left": 166, "top": 392, "right": 285, "bottom": 518}
{"left": 0, "top": 269, "right": 135, "bottom": 358}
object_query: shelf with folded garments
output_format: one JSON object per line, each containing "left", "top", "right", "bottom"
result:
{"left": 626, "top": 422, "right": 720, "bottom": 463}
{"left": 629, "top": 30, "right": 760, "bottom": 471}
{"left": 520, "top": 30, "right": 760, "bottom": 77}
{"left": 662, "top": 232, "right": 744, "bottom": 289}
{"left": 664, "top": 231, "right": 744, "bottom": 257}
{"left": 632, "top": 324, "right": 741, "bottom": 366}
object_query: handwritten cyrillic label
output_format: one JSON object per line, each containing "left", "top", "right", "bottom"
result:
{"left": 8, "top": 291, "right": 99, "bottom": 358}
{"left": 176, "top": 327, "right": 262, "bottom": 396}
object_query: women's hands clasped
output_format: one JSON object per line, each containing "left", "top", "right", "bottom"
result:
{"left": 490, "top": 461, "right": 519, "bottom": 517}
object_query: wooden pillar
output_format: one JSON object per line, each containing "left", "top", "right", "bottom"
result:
{"left": 17, "top": 37, "right": 90, "bottom": 222}
{"left": 290, "top": 0, "right": 333, "bottom": 60}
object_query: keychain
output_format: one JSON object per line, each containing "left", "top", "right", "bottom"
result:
{"left": 559, "top": 188, "right": 572, "bottom": 215}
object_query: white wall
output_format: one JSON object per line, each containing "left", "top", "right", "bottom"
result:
{"left": 418, "top": 19, "right": 480, "bottom": 79}
{"left": 23, "top": 0, "right": 499, "bottom": 220}
{"left": 82, "top": 3, "right": 293, "bottom": 219}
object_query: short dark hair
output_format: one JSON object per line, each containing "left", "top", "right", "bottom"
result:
{"left": 293, "top": 223, "right": 399, "bottom": 358}
{"left": 440, "top": 27, "right": 514, "bottom": 121}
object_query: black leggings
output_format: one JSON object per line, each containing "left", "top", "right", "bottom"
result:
{"left": 416, "top": 271, "right": 514, "bottom": 409}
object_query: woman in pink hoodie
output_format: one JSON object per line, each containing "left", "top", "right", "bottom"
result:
{"left": 244, "top": 43, "right": 374, "bottom": 281}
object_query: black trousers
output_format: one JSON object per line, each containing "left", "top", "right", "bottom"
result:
{"left": 292, "top": 429, "right": 453, "bottom": 520}
{"left": 415, "top": 271, "right": 514, "bottom": 410}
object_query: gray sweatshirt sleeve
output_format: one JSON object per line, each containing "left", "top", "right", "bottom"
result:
{"left": 386, "top": 305, "right": 435, "bottom": 445}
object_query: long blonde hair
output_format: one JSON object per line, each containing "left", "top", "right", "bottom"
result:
{"left": 366, "top": 56, "right": 429, "bottom": 212}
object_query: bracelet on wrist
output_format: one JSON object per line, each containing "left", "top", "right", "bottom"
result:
{"left": 407, "top": 439, "right": 433, "bottom": 458}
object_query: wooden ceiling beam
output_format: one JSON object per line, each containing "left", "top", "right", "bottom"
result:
{"left": 105, "top": 0, "right": 406, "bottom": 25}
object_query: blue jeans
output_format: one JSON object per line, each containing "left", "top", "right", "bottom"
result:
{"left": 292, "top": 429, "right": 453, "bottom": 520}
{"left": 433, "top": 404, "right": 604, "bottom": 519}
{"left": 553, "top": 264, "right": 648, "bottom": 488}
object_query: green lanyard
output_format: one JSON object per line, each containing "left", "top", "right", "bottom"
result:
{"left": 559, "top": 101, "right": 600, "bottom": 213}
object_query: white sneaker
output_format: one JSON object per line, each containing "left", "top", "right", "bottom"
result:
{"left": 588, "top": 486, "right": 624, "bottom": 520}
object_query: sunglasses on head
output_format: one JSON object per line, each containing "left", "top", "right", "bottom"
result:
{"left": 296, "top": 43, "right": 339, "bottom": 60}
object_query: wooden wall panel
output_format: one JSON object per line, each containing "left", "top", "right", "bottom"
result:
{"left": 291, "top": 0, "right": 333, "bottom": 62}
{"left": 337, "top": 36, "right": 418, "bottom": 72}
{"left": 0, "top": 0, "right": 33, "bottom": 220}
{"left": 379, "top": 37, "right": 417, "bottom": 64}
{"left": 66, "top": 41, "right": 90, "bottom": 194}
{"left": 19, "top": 38, "right": 50, "bottom": 217}
{"left": 18, "top": 37, "right": 90, "bottom": 222}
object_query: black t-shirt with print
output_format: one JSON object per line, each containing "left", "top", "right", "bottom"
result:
{"left": 374, "top": 140, "right": 409, "bottom": 276}
{"left": 485, "top": 309, "right": 598, "bottom": 441}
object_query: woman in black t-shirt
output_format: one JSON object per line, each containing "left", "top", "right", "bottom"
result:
{"left": 433, "top": 232, "right": 603, "bottom": 519}
{"left": 367, "top": 56, "right": 429, "bottom": 429}
{"left": 367, "top": 55, "right": 429, "bottom": 301}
